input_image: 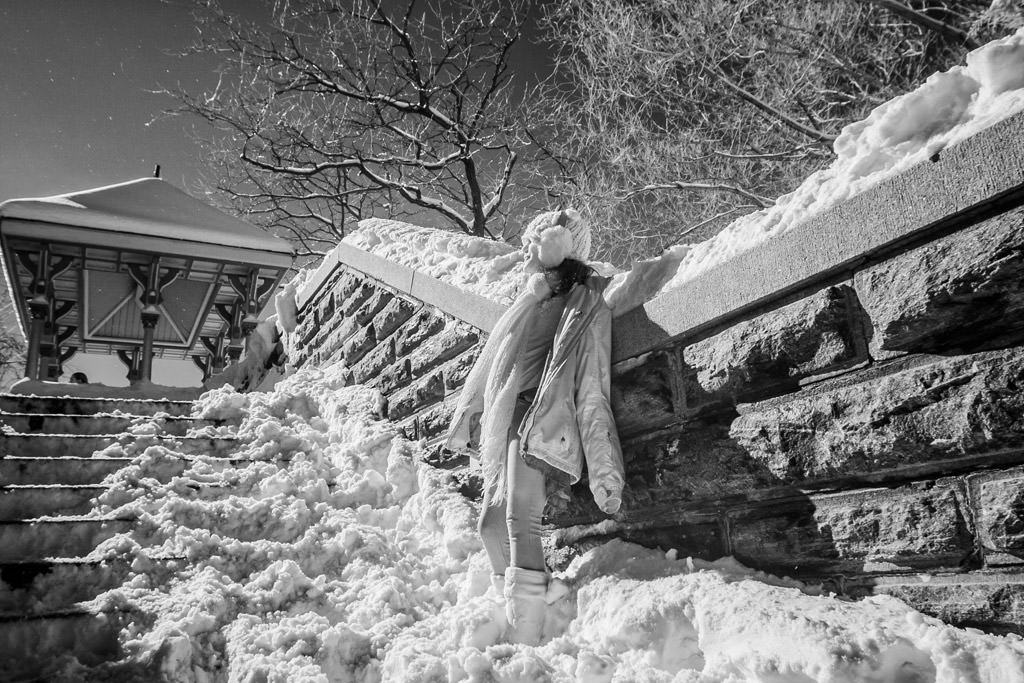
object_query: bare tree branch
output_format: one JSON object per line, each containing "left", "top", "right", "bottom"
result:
{"left": 164, "top": 0, "right": 545, "bottom": 249}
{"left": 863, "top": 0, "right": 981, "bottom": 48}
{"left": 619, "top": 181, "right": 772, "bottom": 208}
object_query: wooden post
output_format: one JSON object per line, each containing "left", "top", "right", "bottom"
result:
{"left": 128, "top": 256, "right": 180, "bottom": 384}
{"left": 117, "top": 348, "right": 141, "bottom": 382}
{"left": 24, "top": 305, "right": 47, "bottom": 379}
{"left": 23, "top": 245, "right": 52, "bottom": 380}
{"left": 140, "top": 312, "right": 159, "bottom": 382}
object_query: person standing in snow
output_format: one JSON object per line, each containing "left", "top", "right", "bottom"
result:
{"left": 446, "top": 209, "right": 625, "bottom": 646}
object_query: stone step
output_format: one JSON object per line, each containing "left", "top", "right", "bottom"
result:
{"left": 1, "top": 558, "right": 128, "bottom": 614}
{"left": 0, "top": 556, "right": 183, "bottom": 615}
{"left": 0, "top": 485, "right": 106, "bottom": 520}
{"left": 1, "top": 456, "right": 130, "bottom": 486}
{"left": 846, "top": 570, "right": 1024, "bottom": 636}
{"left": 0, "top": 455, "right": 243, "bottom": 486}
{"left": 0, "top": 518, "right": 134, "bottom": 562}
{"left": 2, "top": 433, "right": 238, "bottom": 459}
{"left": 0, "top": 393, "right": 194, "bottom": 417}
{"left": 0, "top": 608, "right": 126, "bottom": 681}
{"left": 0, "top": 411, "right": 225, "bottom": 437}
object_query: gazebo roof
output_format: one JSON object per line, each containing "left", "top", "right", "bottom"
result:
{"left": 0, "top": 178, "right": 293, "bottom": 263}
{"left": 0, "top": 178, "right": 295, "bottom": 364}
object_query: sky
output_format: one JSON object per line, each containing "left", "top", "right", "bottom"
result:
{"left": 0, "top": 0, "right": 255, "bottom": 200}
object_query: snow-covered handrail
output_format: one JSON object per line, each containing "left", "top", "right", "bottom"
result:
{"left": 297, "top": 111, "right": 1024, "bottom": 364}
{"left": 296, "top": 241, "right": 506, "bottom": 333}
{"left": 613, "top": 110, "right": 1024, "bottom": 360}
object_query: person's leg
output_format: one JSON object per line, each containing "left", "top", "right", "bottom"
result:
{"left": 503, "top": 408, "right": 549, "bottom": 645}
{"left": 478, "top": 486, "right": 511, "bottom": 578}
{"left": 506, "top": 436, "right": 547, "bottom": 571}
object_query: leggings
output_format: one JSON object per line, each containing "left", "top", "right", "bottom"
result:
{"left": 478, "top": 398, "right": 547, "bottom": 574}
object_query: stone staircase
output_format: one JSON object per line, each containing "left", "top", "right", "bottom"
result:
{"left": 0, "top": 393, "right": 234, "bottom": 681}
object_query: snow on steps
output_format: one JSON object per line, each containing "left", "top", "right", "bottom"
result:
{"left": 0, "top": 517, "right": 135, "bottom": 562}
{"left": 0, "top": 411, "right": 224, "bottom": 436}
{"left": 0, "top": 485, "right": 109, "bottom": 519}
{"left": 2, "top": 433, "right": 237, "bottom": 459}
{"left": 0, "top": 608, "right": 128, "bottom": 681}
{"left": 0, "top": 392, "right": 232, "bottom": 678}
{"left": 0, "top": 393, "right": 195, "bottom": 417}
{"left": 0, "top": 455, "right": 244, "bottom": 486}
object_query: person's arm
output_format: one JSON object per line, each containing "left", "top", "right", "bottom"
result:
{"left": 602, "top": 245, "right": 690, "bottom": 317}
{"left": 574, "top": 300, "right": 625, "bottom": 515}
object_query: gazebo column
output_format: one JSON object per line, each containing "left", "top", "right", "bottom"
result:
{"left": 229, "top": 268, "right": 274, "bottom": 338}
{"left": 18, "top": 245, "right": 73, "bottom": 380}
{"left": 24, "top": 304, "right": 47, "bottom": 380}
{"left": 117, "top": 348, "right": 142, "bottom": 382}
{"left": 128, "top": 256, "right": 180, "bottom": 384}
{"left": 39, "top": 301, "right": 76, "bottom": 380}
{"left": 140, "top": 312, "right": 159, "bottom": 381}
{"left": 216, "top": 301, "right": 245, "bottom": 363}
{"left": 195, "top": 332, "right": 228, "bottom": 381}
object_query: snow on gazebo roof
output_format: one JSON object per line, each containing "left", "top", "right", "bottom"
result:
{"left": 0, "top": 177, "right": 293, "bottom": 258}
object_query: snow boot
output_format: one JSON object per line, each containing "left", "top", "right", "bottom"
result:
{"left": 504, "top": 567, "right": 548, "bottom": 646}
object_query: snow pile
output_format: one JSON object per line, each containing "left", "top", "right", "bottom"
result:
{"left": 344, "top": 219, "right": 528, "bottom": 305}
{"left": 334, "top": 29, "right": 1024, "bottom": 310}
{"left": 660, "top": 25, "right": 1024, "bottom": 292}
{"left": 58, "top": 363, "right": 1024, "bottom": 682}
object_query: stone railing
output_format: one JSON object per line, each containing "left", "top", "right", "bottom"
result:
{"left": 292, "top": 110, "right": 1024, "bottom": 633}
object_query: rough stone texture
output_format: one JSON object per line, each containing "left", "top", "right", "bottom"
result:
{"left": 393, "top": 310, "right": 446, "bottom": 357}
{"left": 377, "top": 358, "right": 411, "bottom": 396}
{"left": 443, "top": 347, "right": 481, "bottom": 391}
{"left": 342, "top": 282, "right": 376, "bottom": 317}
{"left": 335, "top": 271, "right": 362, "bottom": 303}
{"left": 859, "top": 577, "right": 1024, "bottom": 635}
{"left": 411, "top": 400, "right": 456, "bottom": 440}
{"left": 354, "top": 289, "right": 394, "bottom": 327}
{"left": 977, "top": 475, "right": 1024, "bottom": 562}
{"left": 728, "top": 482, "right": 974, "bottom": 574}
{"left": 731, "top": 346, "right": 1024, "bottom": 486}
{"left": 342, "top": 324, "right": 376, "bottom": 366}
{"left": 375, "top": 296, "right": 418, "bottom": 340}
{"left": 681, "top": 285, "right": 865, "bottom": 409}
{"left": 543, "top": 519, "right": 726, "bottom": 572}
{"left": 610, "top": 350, "right": 677, "bottom": 438}
{"left": 350, "top": 339, "right": 396, "bottom": 386}
{"left": 389, "top": 372, "right": 445, "bottom": 421}
{"left": 855, "top": 206, "right": 1024, "bottom": 358}
{"left": 544, "top": 417, "right": 762, "bottom": 528}
{"left": 409, "top": 323, "right": 479, "bottom": 379}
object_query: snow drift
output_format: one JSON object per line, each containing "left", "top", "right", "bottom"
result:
{"left": 46, "top": 364, "right": 1024, "bottom": 682}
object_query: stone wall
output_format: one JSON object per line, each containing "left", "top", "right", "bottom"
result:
{"left": 292, "top": 111, "right": 1024, "bottom": 634}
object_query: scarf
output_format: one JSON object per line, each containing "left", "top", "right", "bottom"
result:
{"left": 446, "top": 286, "right": 541, "bottom": 502}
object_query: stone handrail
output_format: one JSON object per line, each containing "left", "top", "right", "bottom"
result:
{"left": 298, "top": 111, "right": 1024, "bottom": 363}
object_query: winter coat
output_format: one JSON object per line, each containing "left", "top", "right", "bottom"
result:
{"left": 446, "top": 273, "right": 624, "bottom": 514}
{"left": 518, "top": 275, "right": 624, "bottom": 512}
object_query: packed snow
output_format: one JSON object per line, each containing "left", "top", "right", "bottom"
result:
{"left": 337, "top": 28, "right": 1024, "bottom": 309}
{"left": 45, "top": 363, "right": 1024, "bottom": 682}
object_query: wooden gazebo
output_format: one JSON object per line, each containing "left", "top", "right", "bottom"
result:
{"left": 0, "top": 178, "right": 294, "bottom": 383}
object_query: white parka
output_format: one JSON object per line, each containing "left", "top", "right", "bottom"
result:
{"left": 447, "top": 273, "right": 625, "bottom": 514}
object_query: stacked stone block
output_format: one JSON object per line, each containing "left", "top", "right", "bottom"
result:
{"left": 291, "top": 268, "right": 482, "bottom": 440}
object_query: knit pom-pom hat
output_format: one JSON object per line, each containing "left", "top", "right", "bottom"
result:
{"left": 521, "top": 209, "right": 591, "bottom": 263}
